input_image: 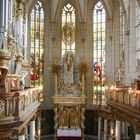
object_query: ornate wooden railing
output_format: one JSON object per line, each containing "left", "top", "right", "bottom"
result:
{"left": 108, "top": 87, "right": 140, "bottom": 109}
{"left": 0, "top": 86, "right": 43, "bottom": 121}
{"left": 93, "top": 94, "right": 108, "bottom": 106}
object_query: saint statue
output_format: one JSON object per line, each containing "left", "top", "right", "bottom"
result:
{"left": 64, "top": 53, "right": 74, "bottom": 85}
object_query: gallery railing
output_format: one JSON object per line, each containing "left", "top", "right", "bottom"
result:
{"left": 108, "top": 86, "right": 140, "bottom": 109}
{"left": 0, "top": 86, "right": 43, "bottom": 121}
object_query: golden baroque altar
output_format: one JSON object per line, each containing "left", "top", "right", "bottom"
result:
{"left": 52, "top": 51, "right": 87, "bottom": 135}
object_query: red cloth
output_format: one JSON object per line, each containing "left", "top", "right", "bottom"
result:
{"left": 30, "top": 73, "right": 38, "bottom": 80}
{"left": 57, "top": 137, "right": 82, "bottom": 140}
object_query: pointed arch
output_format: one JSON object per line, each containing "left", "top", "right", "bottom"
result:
{"left": 88, "top": 0, "right": 111, "bottom": 18}
{"left": 54, "top": 0, "right": 83, "bottom": 22}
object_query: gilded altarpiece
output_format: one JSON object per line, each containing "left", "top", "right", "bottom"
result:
{"left": 53, "top": 51, "right": 86, "bottom": 134}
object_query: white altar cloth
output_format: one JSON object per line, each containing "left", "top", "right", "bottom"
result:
{"left": 57, "top": 129, "right": 81, "bottom": 137}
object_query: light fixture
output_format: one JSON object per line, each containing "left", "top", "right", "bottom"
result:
{"left": 110, "top": 85, "right": 114, "bottom": 90}
{"left": 111, "top": 128, "right": 114, "bottom": 135}
{"left": 128, "top": 87, "right": 133, "bottom": 94}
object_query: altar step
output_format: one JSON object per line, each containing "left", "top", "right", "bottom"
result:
{"left": 41, "top": 134, "right": 98, "bottom": 140}
{"left": 57, "top": 137, "right": 82, "bottom": 140}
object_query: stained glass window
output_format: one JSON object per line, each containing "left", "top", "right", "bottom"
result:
{"left": 93, "top": 1, "right": 106, "bottom": 105}
{"left": 30, "top": 0, "right": 44, "bottom": 87}
{"left": 62, "top": 3, "right": 75, "bottom": 57}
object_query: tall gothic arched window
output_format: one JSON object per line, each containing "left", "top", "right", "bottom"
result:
{"left": 93, "top": 1, "right": 106, "bottom": 105}
{"left": 30, "top": 0, "right": 44, "bottom": 87}
{"left": 62, "top": 3, "right": 75, "bottom": 57}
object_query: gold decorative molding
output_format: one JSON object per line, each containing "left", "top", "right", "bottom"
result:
{"left": 53, "top": 96, "right": 86, "bottom": 105}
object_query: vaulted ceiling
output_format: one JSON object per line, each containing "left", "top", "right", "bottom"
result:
{"left": 28, "top": 0, "right": 140, "bottom": 20}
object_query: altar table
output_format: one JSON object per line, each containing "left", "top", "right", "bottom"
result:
{"left": 57, "top": 128, "right": 82, "bottom": 140}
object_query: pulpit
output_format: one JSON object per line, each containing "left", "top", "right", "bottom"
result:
{"left": 52, "top": 51, "right": 86, "bottom": 139}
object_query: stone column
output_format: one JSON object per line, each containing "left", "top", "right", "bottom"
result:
{"left": 5, "top": 0, "right": 9, "bottom": 31}
{"left": 18, "top": 135, "right": 25, "bottom": 140}
{"left": 110, "top": 121, "right": 114, "bottom": 140}
{"left": 135, "top": 126, "right": 140, "bottom": 140}
{"left": 104, "top": 119, "right": 108, "bottom": 140}
{"left": 18, "top": 130, "right": 25, "bottom": 140}
{"left": 30, "top": 120, "right": 36, "bottom": 140}
{"left": 116, "top": 120, "right": 121, "bottom": 140}
{"left": 125, "top": 122, "right": 129, "bottom": 138}
{"left": 25, "top": 126, "right": 28, "bottom": 140}
{"left": 19, "top": 15, "right": 23, "bottom": 38}
{"left": 37, "top": 118, "right": 41, "bottom": 140}
{"left": 136, "top": 134, "right": 140, "bottom": 140}
{"left": 125, "top": 0, "right": 136, "bottom": 84}
{"left": 15, "top": 1, "right": 24, "bottom": 46}
{"left": 0, "top": 0, "right": 3, "bottom": 26}
{"left": 121, "top": 121, "right": 125, "bottom": 138}
{"left": 98, "top": 117, "right": 102, "bottom": 140}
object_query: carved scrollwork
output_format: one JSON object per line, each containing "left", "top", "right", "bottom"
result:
{"left": 0, "top": 100, "right": 5, "bottom": 112}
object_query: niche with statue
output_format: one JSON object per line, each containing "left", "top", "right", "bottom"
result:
{"left": 52, "top": 51, "right": 88, "bottom": 97}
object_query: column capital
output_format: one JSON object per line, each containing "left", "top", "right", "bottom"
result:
{"left": 36, "top": 110, "right": 42, "bottom": 118}
{"left": 109, "top": 113, "right": 115, "bottom": 121}
{"left": 106, "top": 17, "right": 113, "bottom": 22}
{"left": 19, "top": 129, "right": 25, "bottom": 135}
{"left": 31, "top": 115, "right": 36, "bottom": 121}
{"left": 102, "top": 112, "right": 109, "bottom": 120}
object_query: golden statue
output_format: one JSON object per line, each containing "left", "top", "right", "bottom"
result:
{"left": 61, "top": 109, "right": 69, "bottom": 128}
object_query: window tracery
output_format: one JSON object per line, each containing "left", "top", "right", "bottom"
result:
{"left": 62, "top": 3, "right": 75, "bottom": 57}
{"left": 30, "top": 0, "right": 44, "bottom": 87}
